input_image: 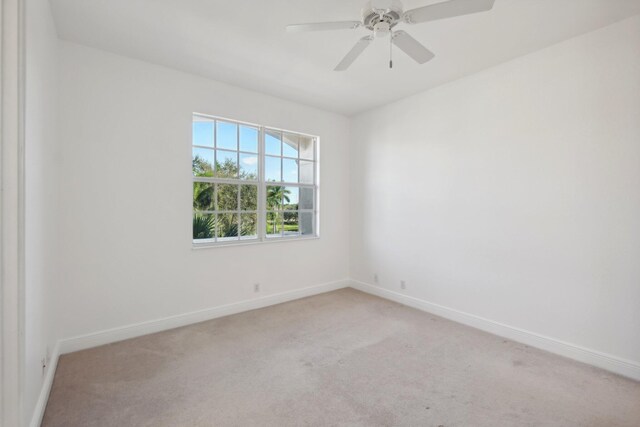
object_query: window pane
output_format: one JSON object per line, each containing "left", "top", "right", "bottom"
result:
{"left": 266, "top": 211, "right": 282, "bottom": 237}
{"left": 265, "top": 156, "right": 281, "bottom": 182}
{"left": 284, "top": 211, "right": 299, "bottom": 236}
{"left": 193, "top": 120, "right": 214, "bottom": 147}
{"left": 300, "top": 212, "right": 314, "bottom": 236}
{"left": 193, "top": 213, "right": 216, "bottom": 240}
{"left": 192, "top": 116, "right": 318, "bottom": 245}
{"left": 239, "top": 126, "right": 258, "bottom": 153}
{"left": 299, "top": 187, "right": 314, "bottom": 210}
{"left": 283, "top": 133, "right": 299, "bottom": 158}
{"left": 216, "top": 121, "right": 237, "bottom": 150}
{"left": 215, "top": 150, "right": 238, "bottom": 178}
{"left": 300, "top": 160, "right": 314, "bottom": 184}
{"left": 283, "top": 187, "right": 298, "bottom": 210}
{"left": 283, "top": 158, "right": 298, "bottom": 183}
{"left": 216, "top": 184, "right": 238, "bottom": 211}
{"left": 267, "top": 185, "right": 285, "bottom": 210}
{"left": 265, "top": 130, "right": 281, "bottom": 156}
{"left": 217, "top": 213, "right": 239, "bottom": 239}
{"left": 299, "top": 136, "right": 314, "bottom": 160}
{"left": 240, "top": 184, "right": 257, "bottom": 211}
{"left": 192, "top": 147, "right": 214, "bottom": 177}
{"left": 239, "top": 153, "right": 258, "bottom": 179}
{"left": 193, "top": 182, "right": 214, "bottom": 211}
{"left": 240, "top": 213, "right": 257, "bottom": 238}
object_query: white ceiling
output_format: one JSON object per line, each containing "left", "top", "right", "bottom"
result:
{"left": 50, "top": 0, "right": 640, "bottom": 115}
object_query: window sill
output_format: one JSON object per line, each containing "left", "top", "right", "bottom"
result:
{"left": 192, "top": 235, "right": 320, "bottom": 250}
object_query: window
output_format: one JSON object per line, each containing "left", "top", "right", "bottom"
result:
{"left": 192, "top": 114, "right": 318, "bottom": 246}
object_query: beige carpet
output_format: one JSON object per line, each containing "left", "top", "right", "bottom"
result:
{"left": 42, "top": 288, "right": 640, "bottom": 427}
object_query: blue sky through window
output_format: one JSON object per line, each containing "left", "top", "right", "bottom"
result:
{"left": 240, "top": 153, "right": 257, "bottom": 177}
{"left": 240, "top": 126, "right": 258, "bottom": 153}
{"left": 193, "top": 121, "right": 213, "bottom": 147}
{"left": 265, "top": 156, "right": 280, "bottom": 181}
{"left": 283, "top": 158, "right": 298, "bottom": 183}
{"left": 266, "top": 131, "right": 281, "bottom": 155}
{"left": 217, "top": 121, "right": 237, "bottom": 150}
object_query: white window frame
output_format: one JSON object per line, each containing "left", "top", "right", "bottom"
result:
{"left": 192, "top": 113, "right": 319, "bottom": 247}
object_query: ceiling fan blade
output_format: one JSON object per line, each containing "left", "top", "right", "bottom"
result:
{"left": 334, "top": 36, "right": 374, "bottom": 71}
{"left": 286, "top": 21, "right": 362, "bottom": 32}
{"left": 403, "top": 0, "right": 495, "bottom": 24}
{"left": 392, "top": 31, "right": 435, "bottom": 64}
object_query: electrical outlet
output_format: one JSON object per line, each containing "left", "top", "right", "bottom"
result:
{"left": 374, "top": 273, "right": 379, "bottom": 284}
{"left": 253, "top": 283, "right": 260, "bottom": 293}
{"left": 400, "top": 280, "right": 406, "bottom": 290}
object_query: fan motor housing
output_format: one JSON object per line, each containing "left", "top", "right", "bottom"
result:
{"left": 362, "top": 0, "right": 403, "bottom": 31}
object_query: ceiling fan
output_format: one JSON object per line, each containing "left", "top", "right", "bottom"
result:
{"left": 286, "top": 0, "right": 496, "bottom": 71}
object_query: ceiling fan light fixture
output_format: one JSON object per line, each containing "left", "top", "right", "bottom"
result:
{"left": 286, "top": 0, "right": 497, "bottom": 71}
{"left": 373, "top": 21, "right": 391, "bottom": 37}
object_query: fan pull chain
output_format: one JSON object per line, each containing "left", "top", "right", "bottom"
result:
{"left": 389, "top": 31, "right": 393, "bottom": 69}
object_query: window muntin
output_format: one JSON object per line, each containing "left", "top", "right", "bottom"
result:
{"left": 263, "top": 128, "right": 316, "bottom": 239}
{"left": 192, "top": 114, "right": 318, "bottom": 245}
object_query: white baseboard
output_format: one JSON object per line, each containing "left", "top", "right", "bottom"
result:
{"left": 59, "top": 279, "right": 349, "bottom": 354}
{"left": 30, "top": 277, "right": 639, "bottom": 427}
{"left": 350, "top": 280, "right": 640, "bottom": 381}
{"left": 29, "top": 342, "right": 60, "bottom": 427}
{"left": 31, "top": 279, "right": 349, "bottom": 426}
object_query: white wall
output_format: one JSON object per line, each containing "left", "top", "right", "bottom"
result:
{"left": 350, "top": 15, "right": 640, "bottom": 365}
{"left": 24, "top": 11, "right": 640, "bottom": 423}
{"left": 24, "top": 0, "right": 59, "bottom": 423}
{"left": 53, "top": 41, "right": 351, "bottom": 341}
